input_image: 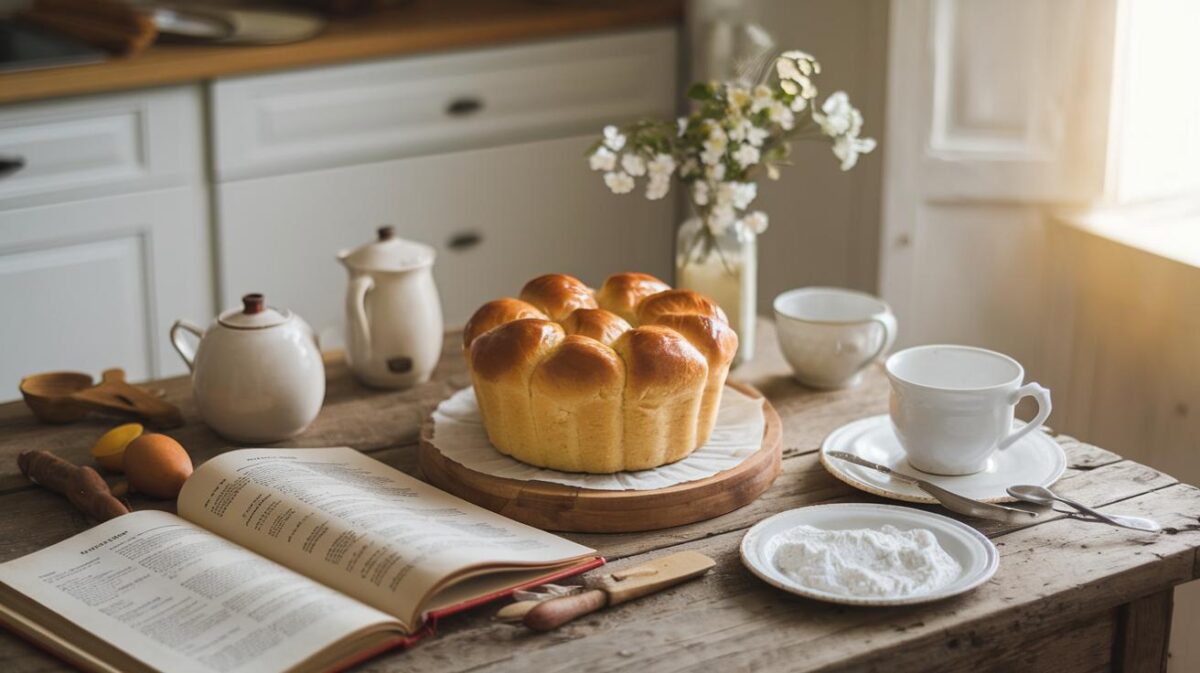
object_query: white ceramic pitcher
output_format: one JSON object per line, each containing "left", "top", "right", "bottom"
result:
{"left": 337, "top": 226, "right": 443, "bottom": 389}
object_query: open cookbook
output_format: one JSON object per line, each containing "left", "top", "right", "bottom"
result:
{"left": 0, "top": 448, "right": 602, "bottom": 673}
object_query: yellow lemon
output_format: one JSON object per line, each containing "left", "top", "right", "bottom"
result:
{"left": 91, "top": 423, "right": 143, "bottom": 472}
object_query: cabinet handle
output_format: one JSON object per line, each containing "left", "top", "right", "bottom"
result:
{"left": 0, "top": 155, "right": 25, "bottom": 179}
{"left": 447, "top": 231, "right": 482, "bottom": 251}
{"left": 445, "top": 97, "right": 484, "bottom": 117}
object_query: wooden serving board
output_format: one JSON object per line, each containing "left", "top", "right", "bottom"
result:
{"left": 418, "top": 382, "right": 782, "bottom": 533}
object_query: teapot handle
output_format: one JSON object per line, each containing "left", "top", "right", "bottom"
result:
{"left": 170, "top": 320, "right": 204, "bottom": 372}
{"left": 349, "top": 276, "right": 374, "bottom": 352}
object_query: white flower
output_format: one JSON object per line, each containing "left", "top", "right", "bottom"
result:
{"left": 589, "top": 147, "right": 616, "bottom": 172}
{"left": 733, "top": 143, "right": 761, "bottom": 168}
{"left": 833, "top": 135, "right": 877, "bottom": 170}
{"left": 680, "top": 158, "right": 700, "bottom": 178}
{"left": 714, "top": 182, "right": 734, "bottom": 208}
{"left": 604, "top": 171, "right": 635, "bottom": 194}
{"left": 731, "top": 182, "right": 757, "bottom": 209}
{"left": 728, "top": 119, "right": 747, "bottom": 143}
{"left": 782, "top": 50, "right": 821, "bottom": 75}
{"left": 728, "top": 86, "right": 752, "bottom": 110}
{"left": 775, "top": 54, "right": 818, "bottom": 100}
{"left": 751, "top": 85, "right": 774, "bottom": 114}
{"left": 766, "top": 164, "right": 781, "bottom": 180}
{"left": 621, "top": 153, "right": 647, "bottom": 177}
{"left": 707, "top": 205, "right": 736, "bottom": 235}
{"left": 692, "top": 181, "right": 710, "bottom": 206}
{"left": 603, "top": 125, "right": 626, "bottom": 151}
{"left": 776, "top": 58, "right": 802, "bottom": 82}
{"left": 741, "top": 211, "right": 769, "bottom": 234}
{"left": 814, "top": 91, "right": 854, "bottom": 136}
{"left": 705, "top": 120, "right": 727, "bottom": 143}
{"left": 728, "top": 119, "right": 767, "bottom": 147}
{"left": 648, "top": 153, "right": 676, "bottom": 178}
{"left": 706, "top": 162, "right": 726, "bottom": 181}
{"left": 790, "top": 95, "right": 809, "bottom": 112}
{"left": 745, "top": 125, "right": 768, "bottom": 147}
{"left": 646, "top": 174, "right": 670, "bottom": 200}
{"left": 768, "top": 101, "right": 795, "bottom": 130}
{"left": 701, "top": 122, "right": 728, "bottom": 166}
{"left": 677, "top": 116, "right": 689, "bottom": 137}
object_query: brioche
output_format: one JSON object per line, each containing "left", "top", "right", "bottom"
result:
{"left": 464, "top": 273, "right": 739, "bottom": 473}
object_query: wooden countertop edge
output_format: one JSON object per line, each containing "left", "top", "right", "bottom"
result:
{"left": 0, "top": 1, "right": 683, "bottom": 105}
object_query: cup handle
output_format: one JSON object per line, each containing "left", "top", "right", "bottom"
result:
{"left": 864, "top": 312, "right": 898, "bottom": 365}
{"left": 169, "top": 320, "right": 203, "bottom": 372}
{"left": 997, "top": 382, "right": 1052, "bottom": 450}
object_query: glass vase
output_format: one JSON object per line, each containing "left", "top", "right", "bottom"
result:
{"left": 675, "top": 218, "right": 757, "bottom": 366}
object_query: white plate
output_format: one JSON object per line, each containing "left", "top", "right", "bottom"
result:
{"left": 820, "top": 414, "right": 1066, "bottom": 504}
{"left": 741, "top": 503, "right": 999, "bottom": 606}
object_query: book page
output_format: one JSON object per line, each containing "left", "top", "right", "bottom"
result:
{"left": 0, "top": 511, "right": 399, "bottom": 673}
{"left": 176, "top": 448, "right": 596, "bottom": 626}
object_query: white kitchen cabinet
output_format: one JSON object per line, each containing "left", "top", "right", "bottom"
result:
{"left": 0, "top": 186, "right": 212, "bottom": 387}
{"left": 0, "top": 87, "right": 211, "bottom": 390}
{"left": 212, "top": 28, "right": 679, "bottom": 338}
{"left": 216, "top": 134, "right": 674, "bottom": 337}
{"left": 211, "top": 28, "right": 678, "bottom": 181}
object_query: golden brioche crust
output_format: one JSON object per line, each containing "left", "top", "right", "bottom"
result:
{"left": 463, "top": 298, "right": 547, "bottom": 350}
{"left": 612, "top": 326, "right": 708, "bottom": 469}
{"left": 644, "top": 313, "right": 738, "bottom": 445}
{"left": 612, "top": 325, "right": 708, "bottom": 399}
{"left": 645, "top": 313, "right": 738, "bottom": 366}
{"left": 464, "top": 272, "right": 739, "bottom": 473}
{"left": 595, "top": 272, "right": 671, "bottom": 323}
{"left": 530, "top": 336, "right": 625, "bottom": 472}
{"left": 636, "top": 288, "right": 728, "bottom": 325}
{"left": 532, "top": 335, "right": 624, "bottom": 396}
{"left": 468, "top": 319, "right": 564, "bottom": 382}
{"left": 519, "top": 274, "right": 597, "bottom": 321}
{"left": 560, "top": 308, "right": 631, "bottom": 346}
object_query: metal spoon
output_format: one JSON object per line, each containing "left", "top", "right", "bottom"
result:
{"left": 1006, "top": 485, "right": 1161, "bottom": 532}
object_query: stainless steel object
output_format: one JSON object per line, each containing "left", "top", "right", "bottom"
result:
{"left": 1007, "top": 484, "right": 1161, "bottom": 533}
{"left": 826, "top": 451, "right": 1040, "bottom": 524}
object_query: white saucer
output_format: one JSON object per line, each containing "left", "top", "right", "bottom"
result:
{"left": 741, "top": 503, "right": 999, "bottom": 606}
{"left": 819, "top": 414, "right": 1066, "bottom": 504}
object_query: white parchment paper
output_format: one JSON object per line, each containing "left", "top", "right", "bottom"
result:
{"left": 429, "top": 385, "right": 766, "bottom": 491}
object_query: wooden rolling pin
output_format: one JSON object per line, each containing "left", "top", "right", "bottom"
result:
{"left": 523, "top": 551, "right": 716, "bottom": 631}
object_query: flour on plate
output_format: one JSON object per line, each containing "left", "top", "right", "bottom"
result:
{"left": 771, "top": 524, "right": 961, "bottom": 599}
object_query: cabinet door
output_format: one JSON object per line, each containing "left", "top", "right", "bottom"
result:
{"left": 0, "top": 187, "right": 212, "bottom": 390}
{"left": 216, "top": 134, "right": 674, "bottom": 338}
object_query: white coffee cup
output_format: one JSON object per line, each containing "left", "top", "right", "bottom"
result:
{"left": 885, "top": 345, "right": 1052, "bottom": 475}
{"left": 773, "top": 287, "right": 897, "bottom": 389}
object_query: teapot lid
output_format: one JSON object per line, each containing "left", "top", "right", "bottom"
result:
{"left": 218, "top": 294, "right": 292, "bottom": 329}
{"left": 338, "top": 226, "right": 435, "bottom": 273}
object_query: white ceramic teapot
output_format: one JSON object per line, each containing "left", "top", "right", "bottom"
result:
{"left": 170, "top": 293, "right": 325, "bottom": 443}
{"left": 338, "top": 226, "right": 443, "bottom": 389}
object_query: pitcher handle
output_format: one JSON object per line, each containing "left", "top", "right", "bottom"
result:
{"left": 170, "top": 320, "right": 204, "bottom": 372}
{"left": 997, "top": 383, "right": 1052, "bottom": 450}
{"left": 349, "top": 275, "right": 374, "bottom": 352}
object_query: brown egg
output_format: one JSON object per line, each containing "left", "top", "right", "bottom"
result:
{"left": 123, "top": 433, "right": 193, "bottom": 499}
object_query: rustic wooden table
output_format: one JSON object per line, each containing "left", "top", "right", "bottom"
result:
{"left": 1, "top": 322, "right": 1198, "bottom": 673}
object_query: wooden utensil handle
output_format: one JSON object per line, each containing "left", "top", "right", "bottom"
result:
{"left": 523, "top": 589, "right": 608, "bottom": 631}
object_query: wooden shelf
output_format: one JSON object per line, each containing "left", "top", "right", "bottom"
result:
{"left": 0, "top": 0, "right": 683, "bottom": 105}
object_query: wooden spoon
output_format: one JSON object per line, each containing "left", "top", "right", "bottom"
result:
{"left": 20, "top": 368, "right": 183, "bottom": 428}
